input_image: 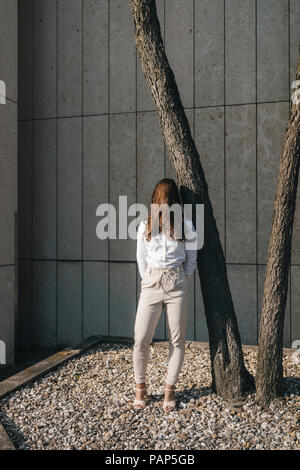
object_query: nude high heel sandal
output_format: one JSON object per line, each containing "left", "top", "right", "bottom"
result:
{"left": 163, "top": 385, "right": 177, "bottom": 412}
{"left": 133, "top": 387, "right": 148, "bottom": 410}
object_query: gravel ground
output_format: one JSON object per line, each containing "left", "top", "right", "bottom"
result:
{"left": 0, "top": 343, "right": 299, "bottom": 450}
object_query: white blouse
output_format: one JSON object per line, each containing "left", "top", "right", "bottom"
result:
{"left": 136, "top": 218, "right": 198, "bottom": 279}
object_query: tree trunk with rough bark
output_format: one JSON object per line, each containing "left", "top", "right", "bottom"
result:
{"left": 256, "top": 54, "right": 300, "bottom": 405}
{"left": 129, "top": 0, "right": 254, "bottom": 399}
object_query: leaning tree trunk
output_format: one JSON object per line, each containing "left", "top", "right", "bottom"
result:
{"left": 256, "top": 54, "right": 300, "bottom": 405}
{"left": 129, "top": 0, "right": 254, "bottom": 399}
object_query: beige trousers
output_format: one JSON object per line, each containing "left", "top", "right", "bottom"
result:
{"left": 133, "top": 264, "right": 189, "bottom": 386}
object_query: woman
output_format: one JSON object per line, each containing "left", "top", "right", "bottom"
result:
{"left": 133, "top": 178, "right": 198, "bottom": 412}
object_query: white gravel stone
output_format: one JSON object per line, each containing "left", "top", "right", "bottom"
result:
{"left": 291, "top": 349, "right": 300, "bottom": 365}
{"left": 0, "top": 343, "right": 299, "bottom": 450}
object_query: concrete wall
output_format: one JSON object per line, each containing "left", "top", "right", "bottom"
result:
{"left": 0, "top": 0, "right": 18, "bottom": 364}
{"left": 18, "top": 0, "right": 300, "bottom": 350}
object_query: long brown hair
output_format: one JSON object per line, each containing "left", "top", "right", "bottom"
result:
{"left": 144, "top": 178, "right": 185, "bottom": 241}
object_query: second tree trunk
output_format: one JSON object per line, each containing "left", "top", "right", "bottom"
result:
{"left": 256, "top": 54, "right": 300, "bottom": 405}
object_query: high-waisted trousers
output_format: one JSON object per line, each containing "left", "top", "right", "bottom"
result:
{"left": 133, "top": 264, "right": 189, "bottom": 386}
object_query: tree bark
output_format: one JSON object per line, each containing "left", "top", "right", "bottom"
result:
{"left": 256, "top": 54, "right": 300, "bottom": 405}
{"left": 129, "top": 0, "right": 254, "bottom": 399}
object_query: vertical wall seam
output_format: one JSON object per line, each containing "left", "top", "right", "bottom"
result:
{"left": 193, "top": 0, "right": 196, "bottom": 341}
{"left": 255, "top": 0, "right": 258, "bottom": 339}
{"left": 288, "top": 0, "right": 291, "bottom": 105}
{"left": 81, "top": 0, "right": 84, "bottom": 342}
{"left": 288, "top": 0, "right": 292, "bottom": 347}
{"left": 108, "top": 0, "right": 110, "bottom": 336}
{"left": 163, "top": 0, "right": 166, "bottom": 339}
{"left": 135, "top": 0, "right": 138, "bottom": 325}
{"left": 55, "top": 0, "right": 58, "bottom": 348}
{"left": 163, "top": 0, "right": 166, "bottom": 179}
{"left": 30, "top": 0, "right": 34, "bottom": 348}
{"left": 16, "top": 0, "right": 20, "bottom": 359}
{"left": 224, "top": 0, "right": 226, "bottom": 262}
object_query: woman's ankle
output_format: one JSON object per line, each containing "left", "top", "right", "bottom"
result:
{"left": 165, "top": 383, "right": 175, "bottom": 389}
{"left": 136, "top": 382, "right": 146, "bottom": 389}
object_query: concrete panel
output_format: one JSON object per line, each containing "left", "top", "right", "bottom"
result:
{"left": 226, "top": 105, "right": 256, "bottom": 263}
{"left": 290, "top": 0, "right": 300, "bottom": 98}
{"left": 57, "top": 261, "right": 82, "bottom": 346}
{"left": 137, "top": 111, "right": 164, "bottom": 207}
{"left": 257, "top": 0, "right": 289, "bottom": 102}
{"left": 57, "top": 0, "right": 82, "bottom": 116}
{"left": 257, "top": 264, "right": 291, "bottom": 348}
{"left": 57, "top": 118, "right": 82, "bottom": 260}
{"left": 195, "top": 107, "right": 225, "bottom": 251}
{"left": 18, "top": 0, "right": 33, "bottom": 120}
{"left": 32, "top": 261, "right": 56, "bottom": 348}
{"left": 227, "top": 264, "right": 257, "bottom": 346}
{"left": 33, "top": 119, "right": 56, "bottom": 259}
{"left": 0, "top": 100, "right": 17, "bottom": 265}
{"left": 225, "top": 0, "right": 256, "bottom": 105}
{"left": 137, "top": 0, "right": 164, "bottom": 112}
{"left": 0, "top": 0, "right": 17, "bottom": 102}
{"left": 0, "top": 266, "right": 15, "bottom": 365}
{"left": 83, "top": 115, "right": 109, "bottom": 260}
{"left": 290, "top": 2, "right": 300, "bottom": 265}
{"left": 165, "top": 0, "right": 193, "bottom": 109}
{"left": 291, "top": 266, "right": 300, "bottom": 347}
{"left": 109, "top": 0, "right": 136, "bottom": 113}
{"left": 195, "top": 268, "right": 209, "bottom": 342}
{"left": 18, "top": 0, "right": 33, "bottom": 119}
{"left": 17, "top": 260, "right": 32, "bottom": 350}
{"left": 257, "top": 102, "right": 289, "bottom": 263}
{"left": 109, "top": 113, "right": 136, "bottom": 261}
{"left": 195, "top": 0, "right": 224, "bottom": 107}
{"left": 110, "top": 262, "right": 136, "bottom": 337}
{"left": 18, "top": 121, "right": 32, "bottom": 260}
{"left": 83, "top": 261, "right": 109, "bottom": 338}
{"left": 165, "top": 108, "right": 194, "bottom": 179}
{"left": 33, "top": 0, "right": 57, "bottom": 118}
{"left": 83, "top": 0, "right": 108, "bottom": 115}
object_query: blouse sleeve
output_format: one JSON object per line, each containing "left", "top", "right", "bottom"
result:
{"left": 136, "top": 220, "right": 148, "bottom": 279}
{"left": 183, "top": 219, "right": 198, "bottom": 276}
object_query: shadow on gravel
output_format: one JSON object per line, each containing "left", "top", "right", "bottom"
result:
{"left": 145, "top": 386, "right": 213, "bottom": 406}
{"left": 0, "top": 413, "right": 29, "bottom": 450}
{"left": 283, "top": 376, "right": 300, "bottom": 397}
